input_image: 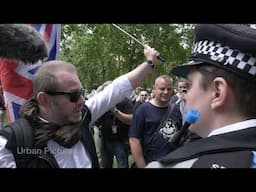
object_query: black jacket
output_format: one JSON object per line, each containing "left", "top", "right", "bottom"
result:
{"left": 159, "top": 127, "right": 256, "bottom": 168}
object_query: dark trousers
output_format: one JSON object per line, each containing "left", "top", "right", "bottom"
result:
{"left": 101, "top": 140, "right": 129, "bottom": 168}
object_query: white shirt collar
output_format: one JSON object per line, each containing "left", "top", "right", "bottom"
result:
{"left": 208, "top": 119, "right": 256, "bottom": 137}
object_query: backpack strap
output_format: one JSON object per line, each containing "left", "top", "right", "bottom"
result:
{"left": 0, "top": 118, "right": 34, "bottom": 150}
{"left": 0, "top": 118, "right": 35, "bottom": 168}
{"left": 157, "top": 103, "right": 175, "bottom": 131}
{"left": 3, "top": 118, "right": 60, "bottom": 168}
{"left": 144, "top": 103, "right": 176, "bottom": 151}
{"left": 81, "top": 105, "right": 100, "bottom": 168}
{"left": 8, "top": 118, "right": 34, "bottom": 149}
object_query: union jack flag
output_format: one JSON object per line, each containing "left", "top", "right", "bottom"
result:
{"left": 0, "top": 24, "right": 61, "bottom": 123}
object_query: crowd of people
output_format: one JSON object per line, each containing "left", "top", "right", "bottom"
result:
{"left": 0, "top": 24, "right": 256, "bottom": 168}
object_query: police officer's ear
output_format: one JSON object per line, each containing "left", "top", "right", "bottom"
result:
{"left": 210, "top": 77, "right": 231, "bottom": 109}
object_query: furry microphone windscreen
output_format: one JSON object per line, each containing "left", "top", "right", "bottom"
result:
{"left": 0, "top": 24, "right": 48, "bottom": 64}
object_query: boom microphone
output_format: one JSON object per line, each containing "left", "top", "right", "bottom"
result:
{"left": 170, "top": 109, "right": 200, "bottom": 146}
{"left": 0, "top": 24, "right": 48, "bottom": 64}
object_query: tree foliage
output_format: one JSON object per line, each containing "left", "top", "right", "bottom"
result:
{"left": 60, "top": 24, "right": 194, "bottom": 90}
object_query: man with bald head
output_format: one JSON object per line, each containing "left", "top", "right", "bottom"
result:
{"left": 129, "top": 75, "right": 182, "bottom": 168}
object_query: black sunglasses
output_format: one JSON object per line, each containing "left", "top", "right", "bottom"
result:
{"left": 45, "top": 89, "right": 85, "bottom": 103}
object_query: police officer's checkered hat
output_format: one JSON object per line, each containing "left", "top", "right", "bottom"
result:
{"left": 172, "top": 24, "right": 256, "bottom": 81}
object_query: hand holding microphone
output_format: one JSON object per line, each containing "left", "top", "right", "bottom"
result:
{"left": 170, "top": 109, "right": 200, "bottom": 147}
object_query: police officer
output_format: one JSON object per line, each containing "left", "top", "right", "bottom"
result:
{"left": 147, "top": 24, "right": 256, "bottom": 168}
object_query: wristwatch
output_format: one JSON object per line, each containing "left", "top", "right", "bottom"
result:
{"left": 147, "top": 60, "right": 155, "bottom": 69}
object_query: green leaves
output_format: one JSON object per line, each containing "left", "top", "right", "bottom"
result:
{"left": 60, "top": 24, "right": 194, "bottom": 89}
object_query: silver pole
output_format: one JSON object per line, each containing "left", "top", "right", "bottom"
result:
{"left": 112, "top": 24, "right": 165, "bottom": 62}
{"left": 112, "top": 24, "right": 145, "bottom": 47}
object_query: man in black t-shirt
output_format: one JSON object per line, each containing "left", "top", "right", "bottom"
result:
{"left": 129, "top": 75, "right": 182, "bottom": 168}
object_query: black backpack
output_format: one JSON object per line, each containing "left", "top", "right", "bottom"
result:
{"left": 3, "top": 118, "right": 34, "bottom": 148}
{"left": 0, "top": 118, "right": 34, "bottom": 167}
{"left": 0, "top": 118, "right": 58, "bottom": 168}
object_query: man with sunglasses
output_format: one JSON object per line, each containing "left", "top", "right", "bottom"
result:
{"left": 0, "top": 45, "right": 160, "bottom": 168}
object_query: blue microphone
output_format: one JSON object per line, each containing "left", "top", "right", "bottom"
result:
{"left": 171, "top": 109, "right": 200, "bottom": 146}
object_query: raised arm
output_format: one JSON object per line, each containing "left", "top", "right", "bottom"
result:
{"left": 126, "top": 46, "right": 160, "bottom": 89}
{"left": 86, "top": 46, "right": 161, "bottom": 125}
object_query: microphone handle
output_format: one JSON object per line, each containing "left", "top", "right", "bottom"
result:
{"left": 171, "top": 122, "right": 190, "bottom": 146}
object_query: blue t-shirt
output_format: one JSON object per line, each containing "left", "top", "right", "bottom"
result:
{"left": 129, "top": 102, "right": 182, "bottom": 163}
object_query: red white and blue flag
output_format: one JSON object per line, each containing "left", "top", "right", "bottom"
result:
{"left": 0, "top": 24, "right": 61, "bottom": 123}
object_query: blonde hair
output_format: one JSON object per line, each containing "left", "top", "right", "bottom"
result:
{"left": 154, "top": 75, "right": 173, "bottom": 85}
